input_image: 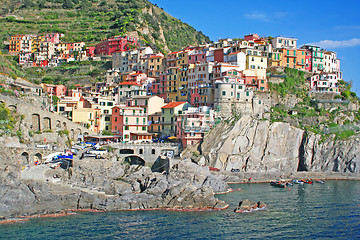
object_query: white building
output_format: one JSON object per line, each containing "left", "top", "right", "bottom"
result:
{"left": 271, "top": 36, "right": 297, "bottom": 49}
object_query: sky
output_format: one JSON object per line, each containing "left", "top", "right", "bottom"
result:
{"left": 149, "top": 0, "right": 360, "bottom": 94}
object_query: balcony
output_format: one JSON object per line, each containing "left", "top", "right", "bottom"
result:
{"left": 184, "top": 126, "right": 210, "bottom": 132}
{"left": 160, "top": 121, "right": 174, "bottom": 125}
{"left": 297, "top": 62, "right": 305, "bottom": 66}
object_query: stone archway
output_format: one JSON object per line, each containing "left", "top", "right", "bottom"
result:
{"left": 120, "top": 149, "right": 135, "bottom": 154}
{"left": 21, "top": 152, "right": 29, "bottom": 165}
{"left": 56, "top": 120, "right": 61, "bottom": 129}
{"left": 8, "top": 105, "right": 17, "bottom": 112}
{"left": 34, "top": 153, "right": 42, "bottom": 163}
{"left": 124, "top": 155, "right": 145, "bottom": 166}
{"left": 31, "top": 114, "right": 41, "bottom": 132}
{"left": 75, "top": 128, "right": 82, "bottom": 136}
{"left": 70, "top": 129, "right": 75, "bottom": 139}
{"left": 42, "top": 117, "right": 51, "bottom": 131}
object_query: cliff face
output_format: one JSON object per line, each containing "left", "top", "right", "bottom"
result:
{"left": 198, "top": 116, "right": 360, "bottom": 174}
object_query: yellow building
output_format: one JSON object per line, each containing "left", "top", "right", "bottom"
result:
{"left": 31, "top": 36, "right": 44, "bottom": 53}
{"left": 166, "top": 67, "right": 181, "bottom": 102}
{"left": 268, "top": 50, "right": 283, "bottom": 67}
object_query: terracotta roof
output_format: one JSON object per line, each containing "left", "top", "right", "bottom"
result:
{"left": 119, "top": 81, "right": 141, "bottom": 86}
{"left": 161, "top": 101, "right": 187, "bottom": 109}
{"left": 149, "top": 55, "right": 162, "bottom": 59}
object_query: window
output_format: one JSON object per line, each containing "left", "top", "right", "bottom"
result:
{"left": 246, "top": 92, "right": 249, "bottom": 96}
{"left": 125, "top": 126, "right": 129, "bottom": 130}
{"left": 222, "top": 91, "right": 226, "bottom": 96}
{"left": 142, "top": 127, "right": 146, "bottom": 131}
{"left": 107, "top": 102, "right": 113, "bottom": 106}
{"left": 105, "top": 116, "right": 111, "bottom": 121}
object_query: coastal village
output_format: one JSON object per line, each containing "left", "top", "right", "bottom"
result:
{"left": 0, "top": 2, "right": 360, "bottom": 231}
{"left": 3, "top": 32, "right": 344, "bottom": 149}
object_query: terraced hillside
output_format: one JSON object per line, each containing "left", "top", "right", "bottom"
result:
{"left": 0, "top": 0, "right": 210, "bottom": 53}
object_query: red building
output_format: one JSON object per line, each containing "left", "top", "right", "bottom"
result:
{"left": 305, "top": 49, "right": 312, "bottom": 72}
{"left": 86, "top": 47, "right": 96, "bottom": 57}
{"left": 95, "top": 36, "right": 138, "bottom": 56}
{"left": 158, "top": 74, "right": 167, "bottom": 100}
{"left": 214, "top": 49, "right": 224, "bottom": 62}
{"left": 244, "top": 33, "right": 260, "bottom": 41}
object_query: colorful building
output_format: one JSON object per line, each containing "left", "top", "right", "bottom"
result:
{"left": 111, "top": 104, "right": 150, "bottom": 142}
{"left": 176, "top": 106, "right": 214, "bottom": 149}
{"left": 95, "top": 36, "right": 138, "bottom": 56}
{"left": 160, "top": 102, "right": 189, "bottom": 138}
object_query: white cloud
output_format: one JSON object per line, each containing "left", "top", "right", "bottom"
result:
{"left": 244, "top": 12, "right": 270, "bottom": 22}
{"left": 310, "top": 38, "right": 360, "bottom": 49}
{"left": 244, "top": 11, "right": 287, "bottom": 23}
{"left": 334, "top": 25, "right": 360, "bottom": 30}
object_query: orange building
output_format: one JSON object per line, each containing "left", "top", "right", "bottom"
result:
{"left": 9, "top": 35, "right": 25, "bottom": 55}
{"left": 281, "top": 48, "right": 297, "bottom": 68}
{"left": 295, "top": 49, "right": 306, "bottom": 70}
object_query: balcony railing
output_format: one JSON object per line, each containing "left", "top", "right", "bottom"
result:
{"left": 184, "top": 126, "right": 210, "bottom": 132}
{"left": 159, "top": 121, "right": 174, "bottom": 125}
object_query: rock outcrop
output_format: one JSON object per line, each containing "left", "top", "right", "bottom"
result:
{"left": 197, "top": 116, "right": 360, "bottom": 174}
{"left": 234, "top": 199, "right": 266, "bottom": 213}
{"left": 0, "top": 152, "right": 229, "bottom": 219}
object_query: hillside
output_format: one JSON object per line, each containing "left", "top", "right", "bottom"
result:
{"left": 0, "top": 0, "right": 210, "bottom": 54}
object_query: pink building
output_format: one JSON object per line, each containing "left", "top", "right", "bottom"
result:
{"left": 244, "top": 33, "right": 260, "bottom": 41}
{"left": 126, "top": 72, "right": 147, "bottom": 85}
{"left": 95, "top": 36, "right": 138, "bottom": 56}
{"left": 176, "top": 107, "right": 214, "bottom": 149}
{"left": 158, "top": 74, "right": 167, "bottom": 100}
{"left": 41, "top": 84, "right": 67, "bottom": 97}
{"left": 44, "top": 33, "right": 60, "bottom": 44}
{"left": 188, "top": 49, "right": 207, "bottom": 64}
{"left": 148, "top": 78, "right": 160, "bottom": 96}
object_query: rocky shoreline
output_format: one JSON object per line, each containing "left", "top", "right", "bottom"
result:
{"left": 1, "top": 161, "right": 359, "bottom": 225}
{"left": 215, "top": 171, "right": 360, "bottom": 184}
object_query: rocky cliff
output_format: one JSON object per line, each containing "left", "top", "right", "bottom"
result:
{"left": 195, "top": 115, "right": 360, "bottom": 174}
{"left": 0, "top": 150, "right": 229, "bottom": 219}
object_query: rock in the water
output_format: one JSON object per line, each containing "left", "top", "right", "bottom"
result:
{"left": 234, "top": 199, "right": 266, "bottom": 213}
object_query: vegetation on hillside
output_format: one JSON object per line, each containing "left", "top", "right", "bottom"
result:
{"left": 268, "top": 67, "right": 360, "bottom": 140}
{"left": 0, "top": 0, "right": 210, "bottom": 53}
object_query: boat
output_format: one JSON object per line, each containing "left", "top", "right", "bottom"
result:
{"left": 315, "top": 179, "right": 325, "bottom": 184}
{"left": 292, "top": 180, "right": 304, "bottom": 185}
{"left": 301, "top": 179, "right": 313, "bottom": 184}
{"left": 270, "top": 181, "right": 286, "bottom": 188}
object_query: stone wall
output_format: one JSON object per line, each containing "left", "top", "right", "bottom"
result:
{"left": 110, "top": 142, "right": 180, "bottom": 164}
{"left": 0, "top": 94, "right": 93, "bottom": 139}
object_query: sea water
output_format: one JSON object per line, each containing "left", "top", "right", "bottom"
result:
{"left": 1, "top": 180, "right": 359, "bottom": 240}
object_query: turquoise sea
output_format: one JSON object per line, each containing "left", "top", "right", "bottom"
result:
{"left": 1, "top": 180, "right": 359, "bottom": 240}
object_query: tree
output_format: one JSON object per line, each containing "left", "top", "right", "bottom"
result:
{"left": 22, "top": 0, "right": 36, "bottom": 8}
{"left": 63, "top": 0, "right": 75, "bottom": 9}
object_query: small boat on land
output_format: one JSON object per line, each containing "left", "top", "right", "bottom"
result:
{"left": 292, "top": 180, "right": 304, "bottom": 185}
{"left": 315, "top": 179, "right": 325, "bottom": 184}
{"left": 270, "top": 181, "right": 287, "bottom": 188}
